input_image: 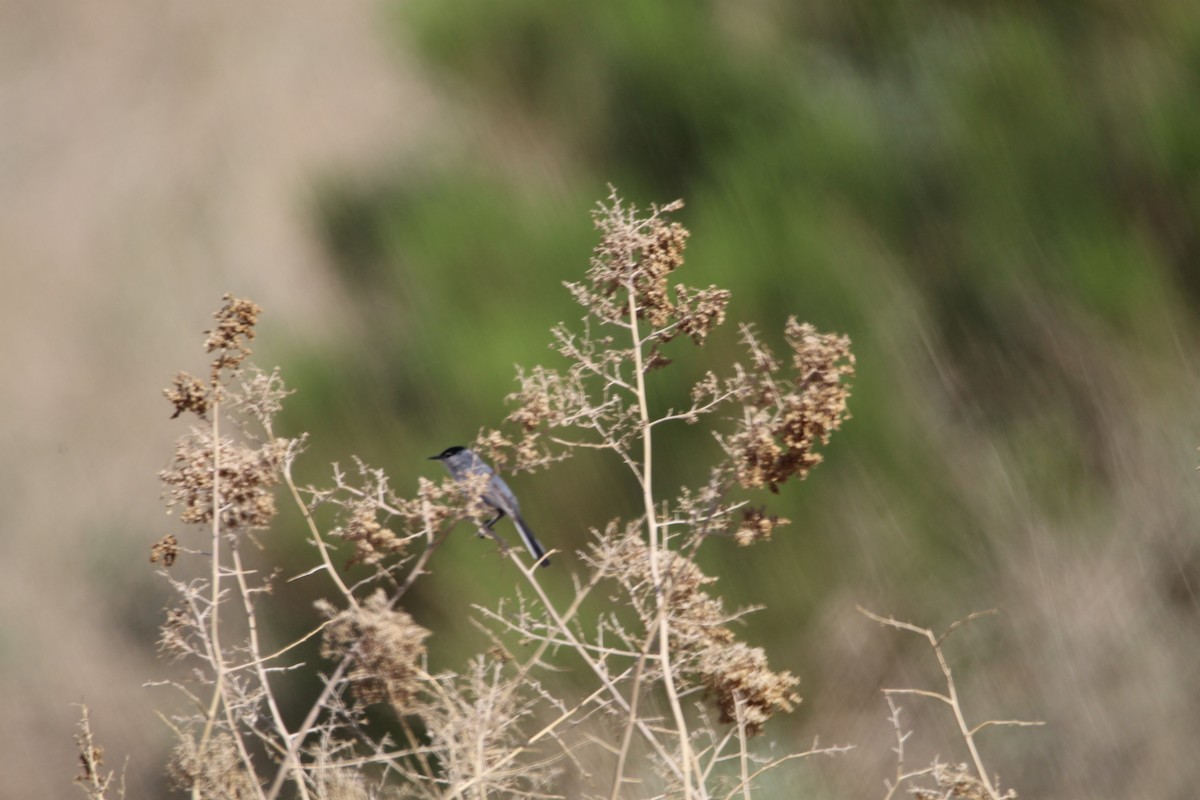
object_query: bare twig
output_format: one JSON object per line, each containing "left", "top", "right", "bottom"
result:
{"left": 859, "top": 606, "right": 1041, "bottom": 800}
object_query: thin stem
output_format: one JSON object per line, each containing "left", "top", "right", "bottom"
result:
{"left": 626, "top": 282, "right": 700, "bottom": 797}
{"left": 735, "top": 697, "right": 750, "bottom": 800}
{"left": 283, "top": 459, "right": 355, "bottom": 604}
{"left": 859, "top": 607, "right": 1016, "bottom": 800}
{"left": 514, "top": 550, "right": 686, "bottom": 784}
{"left": 194, "top": 402, "right": 225, "bottom": 800}
{"left": 230, "top": 544, "right": 311, "bottom": 800}
{"left": 608, "top": 625, "right": 659, "bottom": 800}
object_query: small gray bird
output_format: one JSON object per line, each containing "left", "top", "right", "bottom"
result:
{"left": 429, "top": 446, "right": 550, "bottom": 568}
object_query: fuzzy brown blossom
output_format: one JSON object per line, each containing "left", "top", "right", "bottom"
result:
{"left": 475, "top": 429, "right": 515, "bottom": 468}
{"left": 319, "top": 591, "right": 430, "bottom": 709}
{"left": 572, "top": 193, "right": 687, "bottom": 326}
{"left": 724, "top": 319, "right": 854, "bottom": 492}
{"left": 149, "top": 533, "right": 179, "bottom": 567}
{"left": 565, "top": 190, "right": 730, "bottom": 352}
{"left": 635, "top": 217, "right": 689, "bottom": 328}
{"left": 204, "top": 293, "right": 261, "bottom": 383}
{"left": 164, "top": 372, "right": 209, "bottom": 419}
{"left": 595, "top": 533, "right": 799, "bottom": 735}
{"left": 734, "top": 508, "right": 790, "bottom": 546}
{"left": 333, "top": 504, "right": 406, "bottom": 568}
{"left": 160, "top": 432, "right": 285, "bottom": 532}
{"left": 168, "top": 734, "right": 259, "bottom": 799}
{"left": 672, "top": 284, "right": 730, "bottom": 346}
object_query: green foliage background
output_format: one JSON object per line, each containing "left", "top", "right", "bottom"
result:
{"left": 274, "top": 2, "right": 1200, "bottom": 796}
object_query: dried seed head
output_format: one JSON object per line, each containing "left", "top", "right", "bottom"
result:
{"left": 320, "top": 591, "right": 430, "bottom": 710}
{"left": 333, "top": 504, "right": 406, "bottom": 568}
{"left": 168, "top": 734, "right": 258, "bottom": 798}
{"left": 160, "top": 432, "right": 285, "bottom": 532}
{"left": 913, "top": 762, "right": 1014, "bottom": 800}
{"left": 204, "top": 293, "right": 261, "bottom": 383}
{"left": 595, "top": 532, "right": 799, "bottom": 734}
{"left": 734, "top": 508, "right": 790, "bottom": 546}
{"left": 725, "top": 320, "right": 854, "bottom": 492}
{"left": 149, "top": 533, "right": 179, "bottom": 566}
{"left": 673, "top": 285, "right": 731, "bottom": 346}
{"left": 163, "top": 372, "right": 209, "bottom": 419}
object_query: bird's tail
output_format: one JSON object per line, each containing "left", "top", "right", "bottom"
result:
{"left": 512, "top": 513, "right": 550, "bottom": 568}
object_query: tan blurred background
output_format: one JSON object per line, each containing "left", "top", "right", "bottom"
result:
{"left": 0, "top": 3, "right": 431, "bottom": 793}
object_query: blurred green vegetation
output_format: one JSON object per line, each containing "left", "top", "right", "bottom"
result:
{"left": 274, "top": 0, "right": 1199, "bottom": 793}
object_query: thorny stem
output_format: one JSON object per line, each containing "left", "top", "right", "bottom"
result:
{"left": 859, "top": 607, "right": 1041, "bottom": 800}
{"left": 626, "top": 282, "right": 700, "bottom": 797}
{"left": 284, "top": 459, "right": 355, "bottom": 604}
{"left": 229, "top": 544, "right": 311, "bottom": 800}
{"left": 717, "top": 743, "right": 854, "bottom": 800}
{"left": 930, "top": 627, "right": 997, "bottom": 799}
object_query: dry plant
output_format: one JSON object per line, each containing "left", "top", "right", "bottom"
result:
{"left": 73, "top": 704, "right": 126, "bottom": 800}
{"left": 76, "top": 190, "right": 872, "bottom": 798}
{"left": 859, "top": 608, "right": 1044, "bottom": 800}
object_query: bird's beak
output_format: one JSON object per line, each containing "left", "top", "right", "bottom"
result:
{"left": 427, "top": 454, "right": 441, "bottom": 460}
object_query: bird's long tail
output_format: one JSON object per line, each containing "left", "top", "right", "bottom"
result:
{"left": 512, "top": 513, "right": 550, "bottom": 568}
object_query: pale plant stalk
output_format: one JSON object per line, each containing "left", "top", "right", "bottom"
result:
{"left": 735, "top": 697, "right": 750, "bottom": 800}
{"left": 229, "top": 544, "right": 311, "bottom": 800}
{"left": 283, "top": 458, "right": 355, "bottom": 603}
{"left": 607, "top": 625, "right": 658, "bottom": 800}
{"left": 262, "top": 457, "right": 362, "bottom": 800}
{"left": 194, "top": 401, "right": 224, "bottom": 800}
{"left": 625, "top": 281, "right": 701, "bottom": 797}
{"left": 196, "top": 401, "right": 267, "bottom": 800}
{"left": 513, "top": 550, "right": 687, "bottom": 785}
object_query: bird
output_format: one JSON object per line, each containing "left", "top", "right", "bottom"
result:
{"left": 428, "top": 446, "right": 550, "bottom": 568}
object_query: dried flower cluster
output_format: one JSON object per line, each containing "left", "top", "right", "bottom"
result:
{"left": 332, "top": 502, "right": 406, "bottom": 567}
{"left": 319, "top": 591, "right": 430, "bottom": 709}
{"left": 160, "top": 432, "right": 285, "bottom": 532}
{"left": 164, "top": 372, "right": 209, "bottom": 419}
{"left": 594, "top": 533, "right": 799, "bottom": 735}
{"left": 149, "top": 533, "right": 179, "bottom": 567}
{"left": 204, "top": 293, "right": 261, "bottom": 383}
{"left": 723, "top": 319, "right": 855, "bottom": 492}
{"left": 568, "top": 191, "right": 731, "bottom": 357}
{"left": 734, "top": 507, "right": 790, "bottom": 546}
{"left": 168, "top": 734, "right": 259, "bottom": 798}
{"left": 156, "top": 605, "right": 192, "bottom": 661}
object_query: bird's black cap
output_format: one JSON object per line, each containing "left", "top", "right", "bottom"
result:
{"left": 429, "top": 445, "right": 467, "bottom": 460}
